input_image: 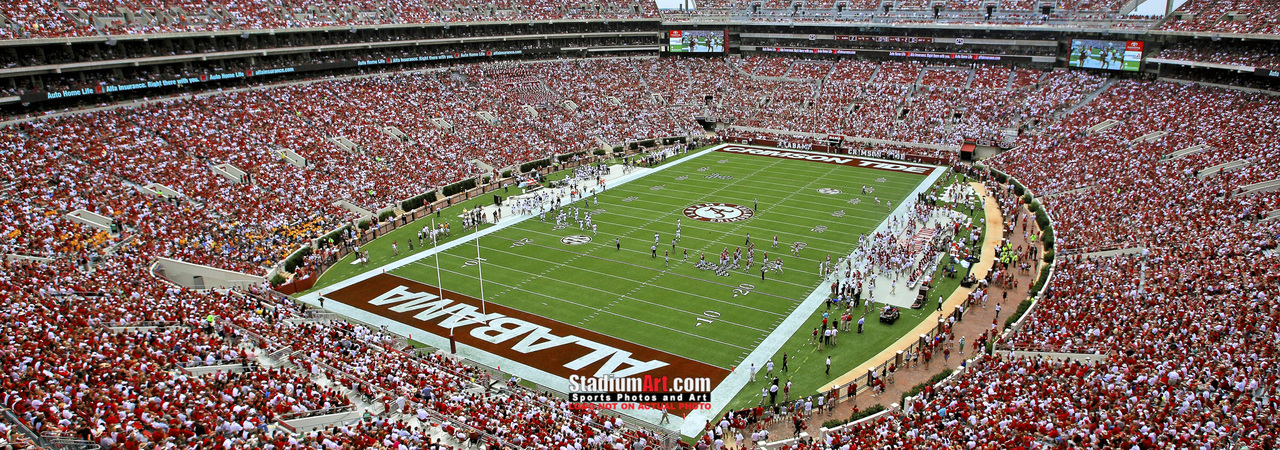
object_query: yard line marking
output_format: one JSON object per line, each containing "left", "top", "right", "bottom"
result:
{"left": 402, "top": 261, "right": 755, "bottom": 353}
{"left": 676, "top": 157, "right": 945, "bottom": 437}
{"left": 679, "top": 163, "right": 848, "bottom": 287}
{"left": 495, "top": 157, "right": 827, "bottom": 293}
{"left": 410, "top": 252, "right": 780, "bottom": 330}
{"left": 624, "top": 163, "right": 924, "bottom": 191}
{"left": 533, "top": 221, "right": 844, "bottom": 259}
{"left": 598, "top": 191, "right": 888, "bottom": 225}
{"left": 514, "top": 224, "right": 832, "bottom": 271}
{"left": 588, "top": 178, "right": 911, "bottom": 226}
{"left": 652, "top": 169, "right": 923, "bottom": 191}
{"left": 613, "top": 198, "right": 887, "bottom": 225}
{"left": 593, "top": 186, "right": 911, "bottom": 234}
{"left": 582, "top": 265, "right": 669, "bottom": 328}
{"left": 577, "top": 207, "right": 870, "bottom": 248}
{"left": 489, "top": 232, "right": 815, "bottom": 294}
{"left": 302, "top": 146, "right": 723, "bottom": 300}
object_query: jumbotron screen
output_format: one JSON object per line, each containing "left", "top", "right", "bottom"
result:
{"left": 1069, "top": 39, "right": 1143, "bottom": 72}
{"left": 669, "top": 30, "right": 726, "bottom": 53}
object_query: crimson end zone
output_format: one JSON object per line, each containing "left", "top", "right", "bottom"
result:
{"left": 324, "top": 273, "right": 728, "bottom": 421}
{"left": 302, "top": 143, "right": 945, "bottom": 437}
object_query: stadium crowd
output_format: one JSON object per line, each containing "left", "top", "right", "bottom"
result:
{"left": 759, "top": 78, "right": 1280, "bottom": 449}
{"left": 13, "top": 0, "right": 1264, "bottom": 44}
{"left": 734, "top": 59, "right": 1106, "bottom": 149}
{"left": 1154, "top": 42, "right": 1280, "bottom": 69}
{"left": 1160, "top": 0, "right": 1280, "bottom": 35}
{"left": 1, "top": 56, "right": 1118, "bottom": 278}
{"left": 0, "top": 250, "right": 676, "bottom": 449}
{"left": 0, "top": 0, "right": 659, "bottom": 40}
{"left": 2, "top": 49, "right": 1280, "bottom": 449}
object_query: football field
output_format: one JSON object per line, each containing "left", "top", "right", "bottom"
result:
{"left": 302, "top": 144, "right": 945, "bottom": 433}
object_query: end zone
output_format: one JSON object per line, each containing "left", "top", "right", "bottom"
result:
{"left": 716, "top": 145, "right": 941, "bottom": 175}
{"left": 324, "top": 273, "right": 730, "bottom": 418}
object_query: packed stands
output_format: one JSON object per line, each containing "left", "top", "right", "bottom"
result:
{"left": 4, "top": 48, "right": 1280, "bottom": 449}
{"left": 1058, "top": 0, "right": 1129, "bottom": 12}
{"left": 875, "top": 61, "right": 927, "bottom": 85}
{"left": 817, "top": 79, "right": 1280, "bottom": 448}
{"left": 0, "top": 253, "right": 674, "bottom": 449}
{"left": 734, "top": 55, "right": 800, "bottom": 78}
{"left": 1160, "top": 0, "right": 1280, "bottom": 34}
{"left": 987, "top": 81, "right": 1280, "bottom": 357}
{"left": 0, "top": 0, "right": 659, "bottom": 40}
{"left": 710, "top": 73, "right": 1280, "bottom": 449}
{"left": 1154, "top": 41, "right": 1280, "bottom": 68}
{"left": 735, "top": 59, "right": 1105, "bottom": 148}
{"left": 0, "top": 58, "right": 724, "bottom": 275}
{"left": 0, "top": 0, "right": 1203, "bottom": 43}
{"left": 919, "top": 68, "right": 970, "bottom": 88}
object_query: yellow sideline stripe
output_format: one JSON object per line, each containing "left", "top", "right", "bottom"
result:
{"left": 823, "top": 181, "right": 1004, "bottom": 390}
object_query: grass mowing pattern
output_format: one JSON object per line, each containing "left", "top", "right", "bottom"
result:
{"left": 309, "top": 147, "right": 939, "bottom": 413}
{"left": 725, "top": 173, "right": 987, "bottom": 412}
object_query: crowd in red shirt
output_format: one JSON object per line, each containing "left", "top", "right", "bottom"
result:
{"left": 1160, "top": 0, "right": 1280, "bottom": 35}
{"left": 776, "top": 79, "right": 1280, "bottom": 449}
{"left": 0, "top": 57, "right": 1122, "bottom": 278}
{"left": 1, "top": 249, "right": 673, "bottom": 448}
{"left": 728, "top": 58, "right": 1106, "bottom": 150}
{"left": 2, "top": 54, "right": 1279, "bottom": 448}
{"left": 0, "top": 0, "right": 659, "bottom": 40}
{"left": 1155, "top": 42, "right": 1280, "bottom": 69}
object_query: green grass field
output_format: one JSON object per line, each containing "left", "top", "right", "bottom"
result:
{"left": 722, "top": 171, "right": 986, "bottom": 412}
{"left": 307, "top": 145, "right": 976, "bottom": 418}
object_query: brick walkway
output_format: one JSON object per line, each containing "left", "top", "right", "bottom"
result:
{"left": 722, "top": 182, "right": 1043, "bottom": 445}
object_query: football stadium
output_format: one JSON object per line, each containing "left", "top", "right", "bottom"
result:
{"left": 0, "top": 0, "right": 1277, "bottom": 448}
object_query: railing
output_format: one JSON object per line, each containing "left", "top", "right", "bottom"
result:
{"left": 175, "top": 357, "right": 253, "bottom": 369}
{"left": 766, "top": 345, "right": 983, "bottom": 447}
{"left": 1, "top": 250, "right": 59, "bottom": 262}
{"left": 809, "top": 167, "right": 1007, "bottom": 404}
{"left": 1, "top": 408, "right": 41, "bottom": 448}
{"left": 41, "top": 290, "right": 107, "bottom": 297}
{"left": 267, "top": 347, "right": 294, "bottom": 362}
{"left": 224, "top": 322, "right": 288, "bottom": 353}
{"left": 1056, "top": 241, "right": 1134, "bottom": 256}
{"left": 763, "top": 405, "right": 900, "bottom": 448}
{"left": 974, "top": 165, "right": 1058, "bottom": 348}
{"left": 277, "top": 405, "right": 357, "bottom": 422}
{"left": 287, "top": 313, "right": 460, "bottom": 387}
{"left": 302, "top": 310, "right": 341, "bottom": 323}
{"left": 407, "top": 396, "right": 521, "bottom": 450}
{"left": 267, "top": 274, "right": 681, "bottom": 442}
{"left": 825, "top": 307, "right": 957, "bottom": 401}
{"left": 385, "top": 347, "right": 478, "bottom": 389}
{"left": 663, "top": 11, "right": 1158, "bottom": 28}
{"left": 39, "top": 435, "right": 100, "bottom": 450}
{"left": 302, "top": 356, "right": 397, "bottom": 410}
{"left": 463, "top": 357, "right": 680, "bottom": 448}
{"left": 101, "top": 320, "right": 182, "bottom": 328}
